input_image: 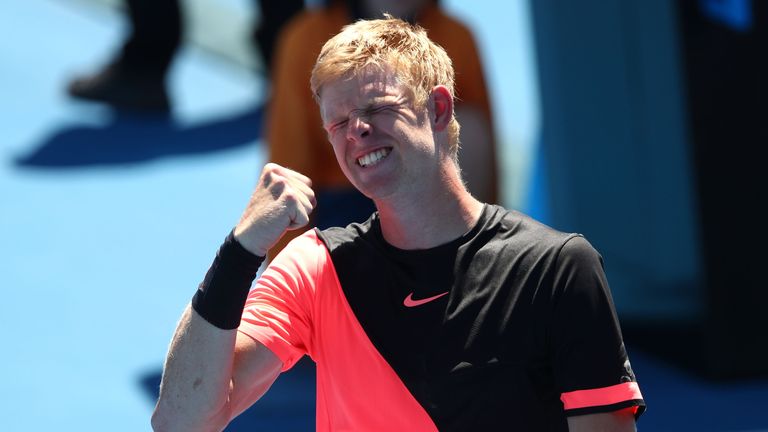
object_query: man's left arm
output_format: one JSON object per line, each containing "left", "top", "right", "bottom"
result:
{"left": 550, "top": 236, "right": 646, "bottom": 427}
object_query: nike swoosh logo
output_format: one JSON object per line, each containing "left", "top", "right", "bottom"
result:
{"left": 403, "top": 291, "right": 449, "bottom": 307}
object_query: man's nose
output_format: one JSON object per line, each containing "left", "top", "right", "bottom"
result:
{"left": 346, "top": 114, "right": 371, "bottom": 141}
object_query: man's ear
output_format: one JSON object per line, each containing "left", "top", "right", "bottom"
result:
{"left": 430, "top": 85, "right": 453, "bottom": 132}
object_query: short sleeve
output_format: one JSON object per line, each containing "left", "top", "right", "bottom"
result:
{"left": 238, "top": 231, "right": 325, "bottom": 372}
{"left": 550, "top": 236, "right": 645, "bottom": 417}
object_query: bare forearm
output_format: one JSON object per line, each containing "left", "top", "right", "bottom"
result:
{"left": 152, "top": 304, "right": 237, "bottom": 432}
{"left": 153, "top": 163, "right": 315, "bottom": 431}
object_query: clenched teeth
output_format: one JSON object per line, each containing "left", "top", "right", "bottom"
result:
{"left": 357, "top": 148, "right": 391, "bottom": 167}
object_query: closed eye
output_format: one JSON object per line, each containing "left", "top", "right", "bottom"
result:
{"left": 326, "top": 103, "right": 401, "bottom": 137}
{"left": 327, "top": 119, "right": 349, "bottom": 136}
{"left": 332, "top": 119, "right": 349, "bottom": 131}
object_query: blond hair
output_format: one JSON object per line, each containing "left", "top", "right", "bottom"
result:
{"left": 311, "top": 15, "right": 461, "bottom": 159}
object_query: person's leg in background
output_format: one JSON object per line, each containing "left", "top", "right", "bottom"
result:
{"left": 67, "top": 0, "right": 182, "bottom": 111}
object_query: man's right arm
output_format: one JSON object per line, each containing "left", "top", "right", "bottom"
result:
{"left": 151, "top": 163, "right": 316, "bottom": 431}
{"left": 151, "top": 305, "right": 282, "bottom": 431}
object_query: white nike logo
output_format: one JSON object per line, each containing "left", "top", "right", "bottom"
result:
{"left": 403, "top": 291, "right": 449, "bottom": 307}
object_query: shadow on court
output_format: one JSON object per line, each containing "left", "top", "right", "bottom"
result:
{"left": 14, "top": 104, "right": 264, "bottom": 169}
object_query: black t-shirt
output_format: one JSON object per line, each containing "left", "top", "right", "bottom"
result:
{"left": 317, "top": 204, "right": 645, "bottom": 431}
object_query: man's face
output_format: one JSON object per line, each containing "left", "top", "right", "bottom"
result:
{"left": 319, "top": 67, "right": 437, "bottom": 201}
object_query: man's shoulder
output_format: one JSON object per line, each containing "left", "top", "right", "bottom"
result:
{"left": 484, "top": 204, "right": 576, "bottom": 247}
{"left": 483, "top": 205, "right": 602, "bottom": 272}
{"left": 314, "top": 213, "right": 379, "bottom": 253}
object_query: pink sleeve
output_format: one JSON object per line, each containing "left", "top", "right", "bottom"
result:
{"left": 237, "top": 231, "right": 323, "bottom": 371}
{"left": 561, "top": 382, "right": 644, "bottom": 415}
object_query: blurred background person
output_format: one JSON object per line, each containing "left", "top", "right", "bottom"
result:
{"left": 66, "top": 0, "right": 307, "bottom": 112}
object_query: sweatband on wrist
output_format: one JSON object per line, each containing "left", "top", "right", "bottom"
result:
{"left": 191, "top": 230, "right": 265, "bottom": 329}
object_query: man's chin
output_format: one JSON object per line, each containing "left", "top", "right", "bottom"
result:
{"left": 350, "top": 180, "right": 391, "bottom": 202}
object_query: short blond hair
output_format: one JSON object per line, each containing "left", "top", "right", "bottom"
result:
{"left": 311, "top": 16, "right": 461, "bottom": 159}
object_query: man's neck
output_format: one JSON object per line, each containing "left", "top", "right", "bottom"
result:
{"left": 375, "top": 179, "right": 484, "bottom": 250}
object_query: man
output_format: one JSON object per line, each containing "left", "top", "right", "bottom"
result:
{"left": 152, "top": 17, "right": 645, "bottom": 431}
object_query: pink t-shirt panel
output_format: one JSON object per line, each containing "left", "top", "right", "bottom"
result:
{"left": 238, "top": 230, "right": 437, "bottom": 432}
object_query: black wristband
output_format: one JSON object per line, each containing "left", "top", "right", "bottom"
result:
{"left": 191, "top": 230, "right": 266, "bottom": 329}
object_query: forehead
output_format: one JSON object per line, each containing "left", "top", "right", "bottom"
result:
{"left": 319, "top": 67, "right": 407, "bottom": 120}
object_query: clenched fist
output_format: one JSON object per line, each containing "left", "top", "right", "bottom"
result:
{"left": 233, "top": 163, "right": 316, "bottom": 256}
